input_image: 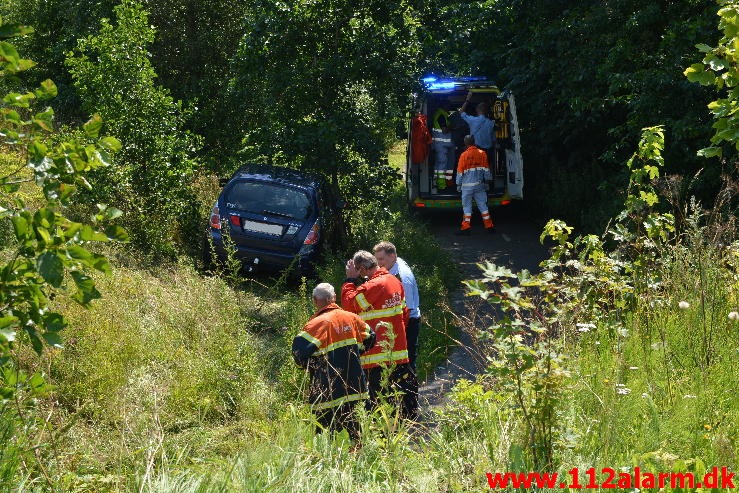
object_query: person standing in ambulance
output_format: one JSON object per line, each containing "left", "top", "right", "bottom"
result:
{"left": 459, "top": 91, "right": 497, "bottom": 168}
{"left": 431, "top": 106, "right": 456, "bottom": 190}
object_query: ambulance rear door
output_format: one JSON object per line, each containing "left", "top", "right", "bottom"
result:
{"left": 504, "top": 92, "right": 523, "bottom": 199}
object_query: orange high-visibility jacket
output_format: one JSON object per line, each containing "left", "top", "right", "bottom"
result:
{"left": 456, "top": 144, "right": 491, "bottom": 188}
{"left": 341, "top": 268, "right": 409, "bottom": 369}
{"left": 292, "top": 303, "right": 376, "bottom": 411}
{"left": 411, "top": 114, "right": 432, "bottom": 164}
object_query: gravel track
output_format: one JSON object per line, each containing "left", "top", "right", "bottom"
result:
{"left": 418, "top": 205, "right": 547, "bottom": 410}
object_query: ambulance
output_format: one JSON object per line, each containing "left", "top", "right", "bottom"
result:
{"left": 406, "top": 76, "right": 523, "bottom": 209}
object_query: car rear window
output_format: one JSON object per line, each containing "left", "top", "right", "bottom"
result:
{"left": 225, "top": 181, "right": 312, "bottom": 220}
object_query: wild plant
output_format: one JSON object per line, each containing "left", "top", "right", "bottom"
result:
{"left": 462, "top": 127, "right": 677, "bottom": 471}
{"left": 0, "top": 19, "right": 127, "bottom": 486}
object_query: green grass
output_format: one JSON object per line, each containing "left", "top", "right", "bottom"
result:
{"left": 554, "top": 239, "right": 739, "bottom": 473}
{"left": 5, "top": 138, "right": 737, "bottom": 492}
{"left": 1, "top": 142, "right": 462, "bottom": 489}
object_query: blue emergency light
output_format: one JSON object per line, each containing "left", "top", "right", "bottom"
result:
{"left": 421, "top": 75, "right": 494, "bottom": 91}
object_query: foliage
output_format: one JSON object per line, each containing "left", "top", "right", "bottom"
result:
{"left": 464, "top": 263, "right": 567, "bottom": 470}
{"left": 65, "top": 0, "right": 199, "bottom": 257}
{"left": 685, "top": 0, "right": 739, "bottom": 163}
{"left": 224, "top": 0, "right": 422, "bottom": 205}
{"left": 420, "top": 0, "right": 718, "bottom": 231}
{"left": 461, "top": 126, "right": 677, "bottom": 472}
{"left": 0, "top": 0, "right": 118, "bottom": 119}
{"left": 0, "top": 18, "right": 124, "bottom": 485}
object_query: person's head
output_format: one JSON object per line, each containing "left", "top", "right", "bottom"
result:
{"left": 464, "top": 134, "right": 475, "bottom": 147}
{"left": 476, "top": 102, "right": 490, "bottom": 116}
{"left": 372, "top": 241, "right": 397, "bottom": 270}
{"left": 312, "top": 282, "right": 336, "bottom": 309}
{"left": 352, "top": 250, "right": 378, "bottom": 277}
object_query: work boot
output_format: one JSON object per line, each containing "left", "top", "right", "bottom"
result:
{"left": 456, "top": 218, "right": 472, "bottom": 235}
{"left": 486, "top": 226, "right": 496, "bottom": 234}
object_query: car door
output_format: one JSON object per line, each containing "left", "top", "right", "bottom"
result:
{"left": 504, "top": 92, "right": 524, "bottom": 199}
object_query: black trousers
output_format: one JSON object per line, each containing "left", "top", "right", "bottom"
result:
{"left": 315, "top": 402, "right": 361, "bottom": 441}
{"left": 406, "top": 317, "right": 421, "bottom": 372}
{"left": 365, "top": 364, "right": 419, "bottom": 421}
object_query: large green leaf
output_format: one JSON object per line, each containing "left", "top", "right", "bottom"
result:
{"left": 11, "top": 215, "right": 29, "bottom": 239}
{"left": 83, "top": 114, "right": 103, "bottom": 138}
{"left": 34, "top": 79, "right": 58, "bottom": 100}
{"left": 99, "top": 136, "right": 122, "bottom": 153}
{"left": 37, "top": 251, "right": 64, "bottom": 288}
{"left": 42, "top": 332, "right": 64, "bottom": 349}
{"left": 79, "top": 224, "right": 109, "bottom": 242}
{"left": 105, "top": 224, "right": 129, "bottom": 242}
{"left": 0, "top": 40, "right": 19, "bottom": 66}
{"left": 42, "top": 312, "right": 67, "bottom": 333}
{"left": 0, "top": 316, "right": 18, "bottom": 331}
{"left": 32, "top": 107, "right": 55, "bottom": 132}
{"left": 70, "top": 270, "right": 102, "bottom": 306}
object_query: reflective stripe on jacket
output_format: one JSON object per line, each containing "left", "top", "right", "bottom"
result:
{"left": 456, "top": 145, "right": 491, "bottom": 188}
{"left": 341, "top": 268, "right": 409, "bottom": 369}
{"left": 292, "top": 303, "right": 376, "bottom": 410}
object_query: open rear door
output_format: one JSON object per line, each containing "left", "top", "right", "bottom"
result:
{"left": 505, "top": 93, "right": 524, "bottom": 199}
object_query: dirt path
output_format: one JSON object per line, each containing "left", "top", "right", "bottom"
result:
{"left": 418, "top": 205, "right": 547, "bottom": 409}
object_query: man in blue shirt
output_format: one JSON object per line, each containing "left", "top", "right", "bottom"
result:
{"left": 459, "top": 91, "right": 497, "bottom": 168}
{"left": 373, "top": 241, "right": 421, "bottom": 372}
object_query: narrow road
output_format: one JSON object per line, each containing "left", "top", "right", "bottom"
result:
{"left": 418, "top": 204, "right": 548, "bottom": 409}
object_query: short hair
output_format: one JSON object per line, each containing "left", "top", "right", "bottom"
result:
{"left": 312, "top": 282, "right": 336, "bottom": 303}
{"left": 373, "top": 241, "right": 396, "bottom": 255}
{"left": 465, "top": 134, "right": 475, "bottom": 145}
{"left": 477, "top": 102, "right": 490, "bottom": 114}
{"left": 352, "top": 250, "right": 378, "bottom": 270}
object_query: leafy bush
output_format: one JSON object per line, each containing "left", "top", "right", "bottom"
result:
{"left": 223, "top": 0, "right": 421, "bottom": 207}
{"left": 65, "top": 0, "right": 199, "bottom": 257}
{"left": 0, "top": 19, "right": 125, "bottom": 486}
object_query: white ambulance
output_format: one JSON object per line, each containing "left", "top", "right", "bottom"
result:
{"left": 406, "top": 76, "right": 523, "bottom": 209}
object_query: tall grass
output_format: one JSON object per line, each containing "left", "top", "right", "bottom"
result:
{"left": 11, "top": 137, "right": 738, "bottom": 491}
{"left": 2, "top": 148, "right": 461, "bottom": 490}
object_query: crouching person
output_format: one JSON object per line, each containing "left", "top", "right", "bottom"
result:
{"left": 292, "top": 282, "right": 376, "bottom": 440}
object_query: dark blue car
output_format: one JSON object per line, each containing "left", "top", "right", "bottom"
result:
{"left": 205, "top": 165, "right": 344, "bottom": 275}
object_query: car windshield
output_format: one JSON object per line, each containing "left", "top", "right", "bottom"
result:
{"left": 225, "top": 181, "right": 312, "bottom": 219}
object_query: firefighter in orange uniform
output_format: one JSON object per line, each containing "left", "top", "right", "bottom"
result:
{"left": 341, "top": 250, "right": 418, "bottom": 420}
{"left": 292, "top": 282, "right": 376, "bottom": 440}
{"left": 456, "top": 134, "right": 494, "bottom": 235}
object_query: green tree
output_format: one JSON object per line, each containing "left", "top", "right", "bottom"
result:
{"left": 142, "top": 0, "right": 251, "bottom": 161}
{"left": 65, "top": 0, "right": 199, "bottom": 256}
{"left": 225, "top": 0, "right": 422, "bottom": 204}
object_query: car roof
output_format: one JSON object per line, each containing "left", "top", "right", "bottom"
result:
{"left": 230, "top": 164, "right": 323, "bottom": 190}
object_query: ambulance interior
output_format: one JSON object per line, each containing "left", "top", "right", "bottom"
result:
{"left": 419, "top": 89, "right": 512, "bottom": 198}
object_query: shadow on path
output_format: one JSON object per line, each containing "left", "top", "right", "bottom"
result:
{"left": 418, "top": 204, "right": 548, "bottom": 411}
